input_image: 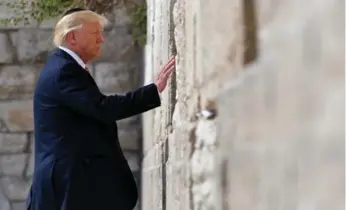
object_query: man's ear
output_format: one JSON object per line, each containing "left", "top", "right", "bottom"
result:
{"left": 66, "top": 31, "right": 77, "bottom": 45}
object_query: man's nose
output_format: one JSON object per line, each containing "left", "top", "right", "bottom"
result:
{"left": 97, "top": 34, "right": 104, "bottom": 43}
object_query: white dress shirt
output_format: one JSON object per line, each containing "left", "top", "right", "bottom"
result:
{"left": 59, "top": 46, "right": 87, "bottom": 69}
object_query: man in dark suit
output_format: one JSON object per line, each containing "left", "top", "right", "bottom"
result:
{"left": 26, "top": 8, "right": 175, "bottom": 210}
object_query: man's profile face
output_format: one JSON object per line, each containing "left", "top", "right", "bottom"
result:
{"left": 74, "top": 21, "right": 104, "bottom": 61}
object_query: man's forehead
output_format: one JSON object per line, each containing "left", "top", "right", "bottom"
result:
{"left": 80, "top": 21, "right": 103, "bottom": 31}
{"left": 82, "top": 21, "right": 102, "bottom": 27}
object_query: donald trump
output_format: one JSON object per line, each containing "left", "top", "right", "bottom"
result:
{"left": 26, "top": 8, "right": 175, "bottom": 210}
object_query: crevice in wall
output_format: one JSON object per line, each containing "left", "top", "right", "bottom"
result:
{"left": 188, "top": 125, "right": 197, "bottom": 210}
{"left": 220, "top": 159, "right": 229, "bottom": 210}
{"left": 5, "top": 31, "right": 18, "bottom": 64}
{"left": 168, "top": 0, "right": 178, "bottom": 130}
{"left": 22, "top": 132, "right": 32, "bottom": 178}
{"left": 169, "top": 74, "right": 177, "bottom": 129}
{"left": 161, "top": 139, "right": 168, "bottom": 210}
{"left": 243, "top": 0, "right": 258, "bottom": 65}
{"left": 162, "top": 1, "right": 178, "bottom": 209}
{"left": 0, "top": 119, "right": 10, "bottom": 132}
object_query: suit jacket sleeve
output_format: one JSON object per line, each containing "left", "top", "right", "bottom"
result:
{"left": 56, "top": 63, "right": 161, "bottom": 123}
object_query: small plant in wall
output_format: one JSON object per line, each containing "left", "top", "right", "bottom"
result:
{"left": 0, "top": 0, "right": 147, "bottom": 46}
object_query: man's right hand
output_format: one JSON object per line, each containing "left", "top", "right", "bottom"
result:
{"left": 154, "top": 56, "right": 176, "bottom": 93}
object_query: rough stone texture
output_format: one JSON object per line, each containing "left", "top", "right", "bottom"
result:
{"left": 0, "top": 2, "right": 145, "bottom": 209}
{"left": 11, "top": 29, "right": 54, "bottom": 63}
{"left": 0, "top": 190, "right": 10, "bottom": 210}
{"left": 0, "top": 101, "right": 33, "bottom": 132}
{"left": 11, "top": 202, "right": 25, "bottom": 210}
{"left": 142, "top": 0, "right": 197, "bottom": 209}
{"left": 142, "top": 1, "right": 344, "bottom": 210}
{"left": 118, "top": 127, "right": 141, "bottom": 150}
{"left": 1, "top": 177, "right": 31, "bottom": 200}
{"left": 0, "top": 65, "right": 40, "bottom": 100}
{"left": 124, "top": 152, "right": 140, "bottom": 171}
{"left": 0, "top": 33, "right": 14, "bottom": 63}
{"left": 0, "top": 154, "right": 27, "bottom": 176}
{"left": 0, "top": 134, "right": 27, "bottom": 154}
{"left": 215, "top": 0, "right": 345, "bottom": 209}
{"left": 94, "top": 62, "right": 135, "bottom": 93}
{"left": 25, "top": 152, "right": 34, "bottom": 178}
{"left": 98, "top": 27, "right": 134, "bottom": 62}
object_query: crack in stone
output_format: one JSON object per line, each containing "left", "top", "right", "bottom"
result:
{"left": 0, "top": 119, "right": 10, "bottom": 132}
{"left": 22, "top": 132, "right": 32, "bottom": 178}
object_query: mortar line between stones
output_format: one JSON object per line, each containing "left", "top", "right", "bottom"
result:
{"left": 161, "top": 140, "right": 167, "bottom": 210}
{"left": 0, "top": 175, "right": 10, "bottom": 205}
{"left": 0, "top": 152, "right": 27, "bottom": 156}
{"left": 23, "top": 132, "right": 31, "bottom": 153}
{"left": 22, "top": 132, "right": 32, "bottom": 178}
{"left": 0, "top": 131, "right": 29, "bottom": 134}
{"left": 5, "top": 30, "right": 17, "bottom": 63}
{"left": 243, "top": 0, "right": 258, "bottom": 65}
{"left": 188, "top": 124, "right": 197, "bottom": 210}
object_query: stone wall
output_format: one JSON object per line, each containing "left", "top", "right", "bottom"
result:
{"left": 142, "top": 0, "right": 344, "bottom": 210}
{"left": 0, "top": 5, "right": 143, "bottom": 210}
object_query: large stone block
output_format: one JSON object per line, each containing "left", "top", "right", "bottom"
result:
{"left": 94, "top": 62, "right": 135, "bottom": 93}
{"left": 12, "top": 202, "right": 26, "bottom": 210}
{"left": 0, "top": 32, "right": 14, "bottom": 63}
{"left": 1, "top": 176, "right": 31, "bottom": 200}
{"left": 142, "top": 144, "right": 163, "bottom": 174}
{"left": 140, "top": 166, "right": 150, "bottom": 209}
{"left": 0, "top": 133, "right": 28, "bottom": 154}
{"left": 0, "top": 188, "right": 10, "bottom": 210}
{"left": 118, "top": 127, "right": 140, "bottom": 150}
{"left": 98, "top": 27, "right": 134, "bottom": 62}
{"left": 123, "top": 151, "right": 140, "bottom": 171}
{"left": 165, "top": 128, "right": 193, "bottom": 210}
{"left": 191, "top": 119, "right": 217, "bottom": 210}
{"left": 215, "top": 0, "right": 344, "bottom": 209}
{"left": 0, "top": 65, "right": 40, "bottom": 100}
{"left": 0, "top": 100, "right": 33, "bottom": 132}
{"left": 142, "top": 110, "right": 154, "bottom": 155}
{"left": 197, "top": 0, "right": 243, "bottom": 105}
{"left": 0, "top": 154, "right": 28, "bottom": 176}
{"left": 141, "top": 167, "right": 163, "bottom": 210}
{"left": 165, "top": 160, "right": 192, "bottom": 210}
{"left": 11, "top": 29, "right": 54, "bottom": 63}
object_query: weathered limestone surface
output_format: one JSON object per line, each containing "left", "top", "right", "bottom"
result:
{"left": 142, "top": 0, "right": 344, "bottom": 210}
{"left": 216, "top": 0, "right": 345, "bottom": 209}
{"left": 0, "top": 3, "right": 144, "bottom": 209}
{"left": 0, "top": 65, "right": 40, "bottom": 100}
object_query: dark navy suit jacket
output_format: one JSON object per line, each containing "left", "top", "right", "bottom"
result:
{"left": 26, "top": 48, "right": 161, "bottom": 210}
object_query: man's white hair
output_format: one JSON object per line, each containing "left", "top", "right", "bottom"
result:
{"left": 53, "top": 10, "right": 109, "bottom": 47}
